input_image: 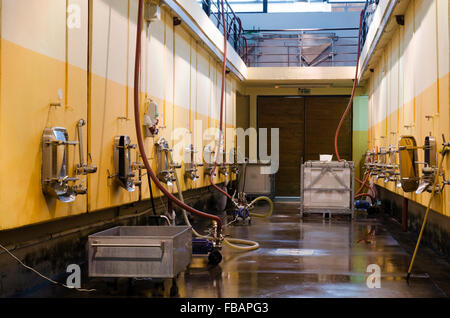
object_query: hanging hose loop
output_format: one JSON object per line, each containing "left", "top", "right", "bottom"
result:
{"left": 334, "top": 10, "right": 364, "bottom": 162}
{"left": 133, "top": 0, "right": 223, "bottom": 234}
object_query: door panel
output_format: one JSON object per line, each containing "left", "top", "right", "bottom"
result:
{"left": 258, "top": 96, "right": 304, "bottom": 196}
{"left": 257, "top": 95, "right": 352, "bottom": 197}
{"left": 305, "top": 96, "right": 352, "bottom": 162}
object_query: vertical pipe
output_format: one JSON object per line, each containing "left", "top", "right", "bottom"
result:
{"left": 87, "top": 0, "right": 93, "bottom": 212}
{"left": 163, "top": 10, "right": 167, "bottom": 127}
{"left": 402, "top": 197, "right": 408, "bottom": 232}
{"left": 126, "top": 0, "right": 131, "bottom": 119}
{"left": 434, "top": 0, "right": 440, "bottom": 115}
{"left": 65, "top": 0, "right": 69, "bottom": 109}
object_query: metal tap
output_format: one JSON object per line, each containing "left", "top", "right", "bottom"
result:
{"left": 219, "top": 164, "right": 229, "bottom": 177}
{"left": 156, "top": 138, "right": 180, "bottom": 186}
{"left": 184, "top": 144, "right": 200, "bottom": 181}
{"left": 76, "top": 119, "right": 97, "bottom": 176}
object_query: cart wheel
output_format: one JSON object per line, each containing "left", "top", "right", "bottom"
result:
{"left": 208, "top": 249, "right": 222, "bottom": 266}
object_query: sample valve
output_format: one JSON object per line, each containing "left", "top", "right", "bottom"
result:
{"left": 375, "top": 147, "right": 387, "bottom": 180}
{"left": 156, "top": 138, "right": 180, "bottom": 186}
{"left": 76, "top": 119, "right": 97, "bottom": 176}
{"left": 218, "top": 148, "right": 229, "bottom": 177}
{"left": 383, "top": 145, "right": 400, "bottom": 185}
{"left": 184, "top": 144, "right": 200, "bottom": 181}
{"left": 203, "top": 145, "right": 215, "bottom": 176}
{"left": 230, "top": 148, "right": 240, "bottom": 176}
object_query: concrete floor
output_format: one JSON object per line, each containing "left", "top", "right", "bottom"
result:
{"left": 22, "top": 202, "right": 450, "bottom": 298}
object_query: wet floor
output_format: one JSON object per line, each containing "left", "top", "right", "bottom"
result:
{"left": 22, "top": 202, "right": 449, "bottom": 298}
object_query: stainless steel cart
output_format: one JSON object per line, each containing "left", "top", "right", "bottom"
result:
{"left": 88, "top": 226, "right": 192, "bottom": 278}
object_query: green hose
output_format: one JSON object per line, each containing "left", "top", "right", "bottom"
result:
{"left": 249, "top": 196, "right": 274, "bottom": 218}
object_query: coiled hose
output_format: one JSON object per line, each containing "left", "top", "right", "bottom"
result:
{"left": 249, "top": 196, "right": 274, "bottom": 218}
{"left": 169, "top": 152, "right": 260, "bottom": 251}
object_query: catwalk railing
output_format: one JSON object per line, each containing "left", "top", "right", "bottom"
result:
{"left": 198, "top": 0, "right": 370, "bottom": 67}
{"left": 199, "top": 0, "right": 249, "bottom": 64}
{"left": 243, "top": 28, "right": 359, "bottom": 67}
{"left": 360, "top": 0, "right": 379, "bottom": 48}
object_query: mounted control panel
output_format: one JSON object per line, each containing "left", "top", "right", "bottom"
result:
{"left": 143, "top": 99, "right": 159, "bottom": 137}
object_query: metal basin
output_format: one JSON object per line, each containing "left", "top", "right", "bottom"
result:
{"left": 88, "top": 226, "right": 192, "bottom": 278}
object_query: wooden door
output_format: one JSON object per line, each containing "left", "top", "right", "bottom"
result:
{"left": 258, "top": 96, "right": 305, "bottom": 196}
{"left": 304, "top": 96, "right": 352, "bottom": 162}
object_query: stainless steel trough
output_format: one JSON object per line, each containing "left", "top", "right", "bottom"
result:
{"left": 88, "top": 226, "right": 192, "bottom": 278}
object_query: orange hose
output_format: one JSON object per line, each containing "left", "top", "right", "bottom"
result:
{"left": 355, "top": 172, "right": 370, "bottom": 196}
{"left": 335, "top": 10, "right": 364, "bottom": 162}
{"left": 333, "top": 11, "right": 374, "bottom": 204}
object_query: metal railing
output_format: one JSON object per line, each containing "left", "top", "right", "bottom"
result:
{"left": 360, "top": 0, "right": 379, "bottom": 48}
{"left": 243, "top": 28, "right": 359, "bottom": 67}
{"left": 199, "top": 0, "right": 249, "bottom": 63}
{"left": 198, "top": 0, "right": 369, "bottom": 67}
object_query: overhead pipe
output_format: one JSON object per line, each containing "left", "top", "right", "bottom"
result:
{"left": 133, "top": 0, "right": 222, "bottom": 234}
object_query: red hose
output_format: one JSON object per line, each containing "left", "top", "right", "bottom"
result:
{"left": 332, "top": 11, "right": 374, "bottom": 203}
{"left": 355, "top": 172, "right": 370, "bottom": 196}
{"left": 227, "top": 16, "right": 243, "bottom": 41}
{"left": 334, "top": 10, "right": 364, "bottom": 162}
{"left": 209, "top": 0, "right": 233, "bottom": 201}
{"left": 133, "top": 0, "right": 222, "bottom": 232}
